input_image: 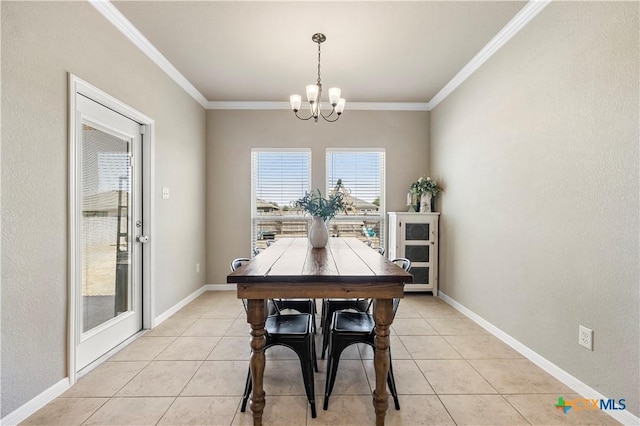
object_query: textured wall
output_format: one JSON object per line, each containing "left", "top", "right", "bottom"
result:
{"left": 430, "top": 1, "right": 639, "bottom": 416}
{"left": 1, "top": 1, "right": 206, "bottom": 416}
{"left": 206, "top": 109, "right": 429, "bottom": 284}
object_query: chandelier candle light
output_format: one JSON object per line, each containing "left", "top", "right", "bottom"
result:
{"left": 290, "top": 33, "right": 346, "bottom": 123}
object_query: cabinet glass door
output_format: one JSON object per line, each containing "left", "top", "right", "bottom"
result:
{"left": 410, "top": 267, "right": 429, "bottom": 284}
{"left": 405, "top": 223, "right": 430, "bottom": 241}
{"left": 405, "top": 245, "right": 429, "bottom": 263}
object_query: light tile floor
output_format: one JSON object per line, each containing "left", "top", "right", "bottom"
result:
{"left": 22, "top": 291, "right": 621, "bottom": 425}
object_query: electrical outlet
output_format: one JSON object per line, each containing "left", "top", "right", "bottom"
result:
{"left": 579, "top": 325, "right": 593, "bottom": 350}
{"left": 196, "top": 263, "right": 200, "bottom": 274}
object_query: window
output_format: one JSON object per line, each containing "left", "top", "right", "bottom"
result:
{"left": 251, "top": 149, "right": 311, "bottom": 249}
{"left": 326, "top": 149, "right": 385, "bottom": 248}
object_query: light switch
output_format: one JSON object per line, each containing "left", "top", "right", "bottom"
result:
{"left": 162, "top": 187, "right": 170, "bottom": 199}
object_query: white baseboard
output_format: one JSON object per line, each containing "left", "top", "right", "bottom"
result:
{"left": 1, "top": 378, "right": 70, "bottom": 426}
{"left": 205, "top": 283, "right": 236, "bottom": 291}
{"left": 1, "top": 284, "right": 238, "bottom": 426}
{"left": 154, "top": 286, "right": 208, "bottom": 326}
{"left": 438, "top": 291, "right": 640, "bottom": 426}
{"left": 154, "top": 284, "right": 236, "bottom": 326}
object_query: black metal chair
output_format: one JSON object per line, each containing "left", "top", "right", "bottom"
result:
{"left": 319, "top": 244, "right": 387, "bottom": 358}
{"left": 272, "top": 299, "right": 317, "bottom": 332}
{"left": 320, "top": 298, "right": 369, "bottom": 358}
{"left": 230, "top": 258, "right": 318, "bottom": 418}
{"left": 258, "top": 241, "right": 317, "bottom": 330}
{"left": 322, "top": 258, "right": 411, "bottom": 411}
{"left": 390, "top": 257, "right": 410, "bottom": 272}
{"left": 230, "top": 257, "right": 251, "bottom": 272}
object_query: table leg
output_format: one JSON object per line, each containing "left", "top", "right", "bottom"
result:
{"left": 372, "top": 298, "right": 393, "bottom": 426}
{"left": 246, "top": 299, "right": 267, "bottom": 426}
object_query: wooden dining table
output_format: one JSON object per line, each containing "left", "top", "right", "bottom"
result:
{"left": 227, "top": 237, "right": 412, "bottom": 426}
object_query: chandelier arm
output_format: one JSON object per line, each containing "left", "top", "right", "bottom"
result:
{"left": 320, "top": 107, "right": 337, "bottom": 119}
{"left": 294, "top": 110, "right": 316, "bottom": 121}
{"left": 321, "top": 113, "right": 341, "bottom": 123}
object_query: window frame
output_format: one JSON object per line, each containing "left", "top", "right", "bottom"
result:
{"left": 325, "top": 148, "right": 386, "bottom": 249}
{"left": 250, "top": 148, "right": 312, "bottom": 250}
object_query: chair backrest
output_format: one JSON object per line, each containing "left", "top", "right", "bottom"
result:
{"left": 230, "top": 258, "right": 251, "bottom": 311}
{"left": 363, "top": 259, "right": 410, "bottom": 314}
{"left": 390, "top": 258, "right": 410, "bottom": 319}
{"left": 392, "top": 298, "right": 401, "bottom": 316}
{"left": 230, "top": 257, "right": 281, "bottom": 315}
{"left": 252, "top": 247, "right": 261, "bottom": 257}
{"left": 230, "top": 257, "right": 251, "bottom": 272}
{"left": 391, "top": 257, "right": 411, "bottom": 272}
{"left": 265, "top": 239, "right": 275, "bottom": 247}
{"left": 369, "top": 297, "right": 402, "bottom": 321}
{"left": 376, "top": 247, "right": 385, "bottom": 256}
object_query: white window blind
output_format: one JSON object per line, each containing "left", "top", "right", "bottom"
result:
{"left": 326, "top": 149, "right": 386, "bottom": 249}
{"left": 251, "top": 149, "right": 311, "bottom": 250}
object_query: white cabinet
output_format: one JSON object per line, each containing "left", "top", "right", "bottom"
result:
{"left": 388, "top": 212, "right": 439, "bottom": 294}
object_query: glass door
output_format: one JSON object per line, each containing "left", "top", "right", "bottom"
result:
{"left": 75, "top": 94, "right": 143, "bottom": 371}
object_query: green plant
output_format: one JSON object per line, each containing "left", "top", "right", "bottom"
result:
{"left": 293, "top": 189, "right": 346, "bottom": 221}
{"left": 410, "top": 176, "right": 442, "bottom": 197}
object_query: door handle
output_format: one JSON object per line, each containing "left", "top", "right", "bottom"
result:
{"left": 136, "top": 235, "right": 149, "bottom": 243}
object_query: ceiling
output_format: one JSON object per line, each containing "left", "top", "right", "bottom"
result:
{"left": 109, "top": 1, "right": 529, "bottom": 106}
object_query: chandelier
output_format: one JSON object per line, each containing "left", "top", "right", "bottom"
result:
{"left": 290, "top": 33, "right": 346, "bottom": 123}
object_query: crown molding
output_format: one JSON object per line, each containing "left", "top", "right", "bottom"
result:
{"left": 88, "top": 0, "right": 208, "bottom": 108}
{"left": 206, "top": 101, "right": 430, "bottom": 111}
{"left": 91, "top": 0, "right": 549, "bottom": 112}
{"left": 334, "top": 102, "right": 430, "bottom": 111}
{"left": 207, "top": 101, "right": 290, "bottom": 110}
{"left": 427, "top": 0, "right": 552, "bottom": 110}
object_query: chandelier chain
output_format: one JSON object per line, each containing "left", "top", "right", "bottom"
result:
{"left": 317, "top": 41, "right": 322, "bottom": 86}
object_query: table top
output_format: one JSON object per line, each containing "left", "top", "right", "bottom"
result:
{"left": 227, "top": 238, "right": 412, "bottom": 299}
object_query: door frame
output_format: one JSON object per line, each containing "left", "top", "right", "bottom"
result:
{"left": 68, "top": 74, "right": 155, "bottom": 383}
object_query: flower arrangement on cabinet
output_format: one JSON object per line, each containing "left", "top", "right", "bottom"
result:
{"left": 408, "top": 176, "right": 443, "bottom": 213}
{"left": 410, "top": 176, "right": 442, "bottom": 197}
